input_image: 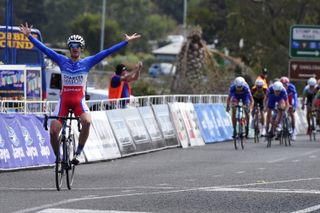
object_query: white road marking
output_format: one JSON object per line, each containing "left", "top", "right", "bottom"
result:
{"left": 257, "top": 168, "right": 266, "bottom": 170}
{"left": 37, "top": 209, "right": 150, "bottom": 213}
{"left": 236, "top": 171, "right": 245, "bottom": 174}
{"left": 268, "top": 150, "right": 319, "bottom": 163}
{"left": 10, "top": 177, "right": 320, "bottom": 213}
{"left": 291, "top": 204, "right": 320, "bottom": 213}
{"left": 203, "top": 187, "right": 320, "bottom": 194}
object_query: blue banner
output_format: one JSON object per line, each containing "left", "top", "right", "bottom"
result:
{"left": 0, "top": 114, "right": 55, "bottom": 170}
{"left": 194, "top": 103, "right": 232, "bottom": 143}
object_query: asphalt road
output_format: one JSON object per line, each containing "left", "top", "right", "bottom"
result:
{"left": 2, "top": 135, "right": 320, "bottom": 213}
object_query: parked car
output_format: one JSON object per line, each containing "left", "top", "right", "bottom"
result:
{"left": 148, "top": 63, "right": 176, "bottom": 78}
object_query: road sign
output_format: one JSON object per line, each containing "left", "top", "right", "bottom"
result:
{"left": 289, "top": 25, "right": 320, "bottom": 58}
{"left": 288, "top": 60, "right": 320, "bottom": 80}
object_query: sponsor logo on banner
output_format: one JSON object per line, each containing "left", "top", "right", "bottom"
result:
{"left": 21, "top": 126, "right": 39, "bottom": 160}
{"left": 0, "top": 133, "right": 5, "bottom": 148}
{"left": 0, "top": 133, "right": 10, "bottom": 162}
{"left": 126, "top": 118, "right": 149, "bottom": 143}
{"left": 114, "top": 120, "right": 133, "bottom": 146}
{"left": 6, "top": 125, "right": 25, "bottom": 160}
{"left": 34, "top": 126, "right": 51, "bottom": 158}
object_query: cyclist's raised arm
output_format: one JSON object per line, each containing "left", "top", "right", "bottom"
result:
{"left": 19, "top": 22, "right": 64, "bottom": 63}
{"left": 86, "top": 33, "right": 141, "bottom": 68}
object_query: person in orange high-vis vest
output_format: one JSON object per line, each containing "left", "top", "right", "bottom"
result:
{"left": 108, "top": 61, "right": 142, "bottom": 109}
{"left": 252, "top": 67, "right": 268, "bottom": 90}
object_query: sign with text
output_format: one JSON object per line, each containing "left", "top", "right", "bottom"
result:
{"left": 289, "top": 25, "right": 320, "bottom": 58}
{"left": 288, "top": 60, "right": 320, "bottom": 80}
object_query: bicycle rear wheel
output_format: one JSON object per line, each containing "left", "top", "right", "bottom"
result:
{"left": 66, "top": 134, "right": 76, "bottom": 190}
{"left": 253, "top": 116, "right": 260, "bottom": 143}
{"left": 239, "top": 122, "right": 244, "bottom": 150}
{"left": 311, "top": 114, "right": 317, "bottom": 141}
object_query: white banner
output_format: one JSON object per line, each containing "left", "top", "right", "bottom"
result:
{"left": 178, "top": 102, "right": 205, "bottom": 146}
{"left": 168, "top": 103, "right": 189, "bottom": 148}
{"left": 91, "top": 111, "right": 121, "bottom": 160}
{"left": 152, "top": 104, "right": 179, "bottom": 147}
{"left": 138, "top": 106, "right": 166, "bottom": 149}
{"left": 106, "top": 109, "right": 136, "bottom": 156}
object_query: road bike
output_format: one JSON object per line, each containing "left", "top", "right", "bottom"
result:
{"left": 234, "top": 103, "right": 245, "bottom": 150}
{"left": 278, "top": 110, "right": 292, "bottom": 147}
{"left": 252, "top": 105, "right": 261, "bottom": 143}
{"left": 309, "top": 109, "right": 317, "bottom": 141}
{"left": 44, "top": 109, "right": 81, "bottom": 191}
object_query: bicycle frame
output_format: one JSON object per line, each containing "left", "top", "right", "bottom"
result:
{"left": 44, "top": 109, "right": 81, "bottom": 191}
{"left": 234, "top": 103, "right": 245, "bottom": 150}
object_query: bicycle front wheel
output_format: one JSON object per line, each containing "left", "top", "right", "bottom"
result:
{"left": 55, "top": 137, "right": 64, "bottom": 191}
{"left": 66, "top": 134, "right": 76, "bottom": 190}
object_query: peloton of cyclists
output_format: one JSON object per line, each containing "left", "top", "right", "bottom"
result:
{"left": 226, "top": 76, "right": 253, "bottom": 138}
{"left": 301, "top": 77, "right": 318, "bottom": 135}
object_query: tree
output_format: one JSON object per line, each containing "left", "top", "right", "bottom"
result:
{"left": 71, "top": 13, "right": 124, "bottom": 54}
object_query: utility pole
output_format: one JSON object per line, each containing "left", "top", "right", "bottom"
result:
{"left": 183, "top": 0, "right": 187, "bottom": 40}
{"left": 100, "top": 0, "right": 106, "bottom": 52}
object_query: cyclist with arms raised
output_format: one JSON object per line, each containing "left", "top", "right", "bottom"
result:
{"left": 226, "top": 77, "right": 253, "bottom": 138}
{"left": 280, "top": 76, "right": 298, "bottom": 140}
{"left": 19, "top": 22, "right": 141, "bottom": 165}
{"left": 301, "top": 77, "right": 318, "bottom": 135}
{"left": 265, "top": 81, "right": 288, "bottom": 138}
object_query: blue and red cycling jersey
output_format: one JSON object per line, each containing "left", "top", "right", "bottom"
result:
{"left": 266, "top": 85, "right": 288, "bottom": 109}
{"left": 228, "top": 84, "right": 252, "bottom": 105}
{"left": 28, "top": 35, "right": 128, "bottom": 117}
{"left": 285, "top": 83, "right": 298, "bottom": 110}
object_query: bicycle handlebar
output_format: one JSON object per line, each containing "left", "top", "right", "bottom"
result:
{"left": 43, "top": 114, "right": 81, "bottom": 132}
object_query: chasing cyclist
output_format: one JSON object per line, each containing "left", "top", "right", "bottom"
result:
{"left": 226, "top": 77, "right": 253, "bottom": 138}
{"left": 265, "top": 81, "right": 288, "bottom": 138}
{"left": 301, "top": 77, "right": 318, "bottom": 135}
{"left": 19, "top": 22, "right": 141, "bottom": 165}
{"left": 251, "top": 79, "right": 267, "bottom": 135}
{"left": 280, "top": 76, "right": 298, "bottom": 140}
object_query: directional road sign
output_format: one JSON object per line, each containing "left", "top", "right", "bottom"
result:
{"left": 288, "top": 59, "right": 320, "bottom": 80}
{"left": 289, "top": 25, "right": 320, "bottom": 59}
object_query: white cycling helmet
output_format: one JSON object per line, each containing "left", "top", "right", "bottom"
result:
{"left": 67, "top": 34, "right": 85, "bottom": 48}
{"left": 234, "top": 76, "right": 245, "bottom": 87}
{"left": 307, "top": 77, "right": 317, "bottom": 86}
{"left": 255, "top": 79, "right": 264, "bottom": 87}
{"left": 273, "top": 81, "right": 283, "bottom": 91}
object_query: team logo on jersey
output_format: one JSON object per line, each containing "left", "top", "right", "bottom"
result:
{"left": 63, "top": 75, "right": 84, "bottom": 85}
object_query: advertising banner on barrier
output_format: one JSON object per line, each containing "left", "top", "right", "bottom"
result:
{"left": 138, "top": 106, "right": 166, "bottom": 149}
{"left": 18, "top": 115, "right": 54, "bottom": 164}
{"left": 194, "top": 104, "right": 232, "bottom": 143}
{"left": 91, "top": 111, "right": 121, "bottom": 160}
{"left": 210, "top": 104, "right": 233, "bottom": 141}
{"left": 295, "top": 108, "right": 307, "bottom": 135}
{"left": 121, "top": 108, "right": 153, "bottom": 152}
{"left": 81, "top": 123, "right": 104, "bottom": 162}
{"left": 107, "top": 109, "right": 136, "bottom": 156}
{"left": 168, "top": 103, "right": 189, "bottom": 148}
{"left": 151, "top": 104, "right": 179, "bottom": 147}
{"left": 0, "top": 114, "right": 55, "bottom": 170}
{"left": 178, "top": 102, "right": 205, "bottom": 147}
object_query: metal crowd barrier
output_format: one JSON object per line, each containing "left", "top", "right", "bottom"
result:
{"left": 0, "top": 94, "right": 228, "bottom": 114}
